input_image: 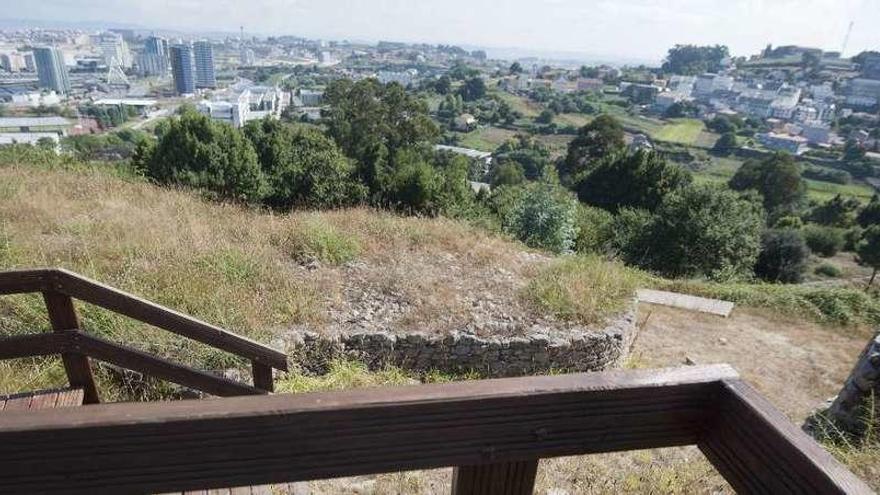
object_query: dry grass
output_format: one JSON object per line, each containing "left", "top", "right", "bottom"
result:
{"left": 526, "top": 255, "right": 644, "bottom": 326}
{"left": 0, "top": 163, "right": 563, "bottom": 393}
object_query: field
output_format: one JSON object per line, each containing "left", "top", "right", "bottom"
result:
{"left": 492, "top": 90, "right": 541, "bottom": 118}
{"left": 693, "top": 156, "right": 878, "bottom": 203}
{"left": 453, "top": 126, "right": 519, "bottom": 151}
{"left": 652, "top": 118, "right": 706, "bottom": 145}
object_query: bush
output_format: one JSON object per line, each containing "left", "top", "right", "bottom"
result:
{"left": 804, "top": 225, "right": 846, "bottom": 257}
{"left": 498, "top": 182, "right": 580, "bottom": 253}
{"left": 283, "top": 220, "right": 361, "bottom": 265}
{"left": 755, "top": 229, "right": 809, "bottom": 283}
{"left": 773, "top": 215, "right": 804, "bottom": 230}
{"left": 815, "top": 263, "right": 842, "bottom": 277}
{"left": 640, "top": 184, "right": 765, "bottom": 280}
{"left": 573, "top": 204, "right": 614, "bottom": 254}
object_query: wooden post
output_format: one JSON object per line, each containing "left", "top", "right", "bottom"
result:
{"left": 252, "top": 361, "right": 274, "bottom": 392}
{"left": 451, "top": 461, "right": 539, "bottom": 495}
{"left": 42, "top": 290, "right": 100, "bottom": 404}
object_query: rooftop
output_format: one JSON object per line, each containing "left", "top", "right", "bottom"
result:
{"left": 0, "top": 116, "right": 71, "bottom": 127}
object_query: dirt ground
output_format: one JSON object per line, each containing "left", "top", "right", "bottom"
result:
{"left": 290, "top": 304, "right": 875, "bottom": 494}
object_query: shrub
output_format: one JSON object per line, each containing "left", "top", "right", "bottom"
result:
{"left": 641, "top": 184, "right": 765, "bottom": 280}
{"left": 815, "top": 263, "right": 842, "bottom": 277}
{"left": 609, "top": 207, "right": 654, "bottom": 263}
{"left": 804, "top": 225, "right": 846, "bottom": 257}
{"left": 526, "top": 255, "right": 643, "bottom": 325}
{"left": 573, "top": 204, "right": 614, "bottom": 254}
{"left": 755, "top": 229, "right": 809, "bottom": 283}
{"left": 499, "top": 182, "right": 580, "bottom": 253}
{"left": 773, "top": 215, "right": 804, "bottom": 230}
{"left": 283, "top": 220, "right": 361, "bottom": 265}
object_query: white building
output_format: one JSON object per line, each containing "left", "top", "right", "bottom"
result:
{"left": 92, "top": 32, "right": 132, "bottom": 68}
{"left": 240, "top": 48, "right": 256, "bottom": 66}
{"left": 377, "top": 69, "right": 418, "bottom": 86}
{"left": 197, "top": 84, "right": 286, "bottom": 128}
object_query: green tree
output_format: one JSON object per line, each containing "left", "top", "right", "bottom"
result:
{"left": 458, "top": 76, "right": 487, "bottom": 101}
{"left": 755, "top": 229, "right": 809, "bottom": 283}
{"left": 803, "top": 225, "right": 845, "bottom": 257}
{"left": 242, "top": 119, "right": 366, "bottom": 209}
{"left": 712, "top": 132, "right": 738, "bottom": 155}
{"left": 490, "top": 160, "right": 526, "bottom": 187}
{"left": 509, "top": 62, "right": 523, "bottom": 74}
{"left": 493, "top": 135, "right": 551, "bottom": 180}
{"left": 323, "top": 78, "right": 439, "bottom": 193}
{"left": 434, "top": 75, "right": 452, "bottom": 95}
{"left": 857, "top": 225, "right": 880, "bottom": 287}
{"left": 857, "top": 195, "right": 880, "bottom": 228}
{"left": 536, "top": 108, "right": 555, "bottom": 124}
{"left": 576, "top": 150, "right": 692, "bottom": 212}
{"left": 661, "top": 44, "right": 730, "bottom": 75}
{"left": 141, "top": 111, "right": 266, "bottom": 202}
{"left": 639, "top": 185, "right": 765, "bottom": 279}
{"left": 844, "top": 139, "right": 866, "bottom": 162}
{"left": 560, "top": 114, "right": 626, "bottom": 183}
{"left": 729, "top": 153, "right": 806, "bottom": 214}
{"left": 810, "top": 194, "right": 860, "bottom": 228}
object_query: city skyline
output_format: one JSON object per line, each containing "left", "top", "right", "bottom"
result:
{"left": 2, "top": 0, "right": 879, "bottom": 64}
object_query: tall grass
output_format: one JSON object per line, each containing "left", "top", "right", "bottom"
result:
{"left": 526, "top": 255, "right": 643, "bottom": 325}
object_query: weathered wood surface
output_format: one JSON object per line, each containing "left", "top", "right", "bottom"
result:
{"left": 43, "top": 290, "right": 100, "bottom": 404}
{"left": 0, "top": 365, "right": 735, "bottom": 494}
{"left": 452, "top": 460, "right": 539, "bottom": 495}
{"left": 0, "top": 388, "right": 84, "bottom": 412}
{"left": 699, "top": 379, "right": 874, "bottom": 495}
{"left": 637, "top": 289, "right": 735, "bottom": 317}
{"left": 0, "top": 268, "right": 287, "bottom": 371}
{"left": 70, "top": 331, "right": 265, "bottom": 397}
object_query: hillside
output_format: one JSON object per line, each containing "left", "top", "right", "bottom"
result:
{"left": 0, "top": 162, "right": 643, "bottom": 390}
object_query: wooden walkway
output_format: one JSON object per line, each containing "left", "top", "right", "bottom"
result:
{"left": 0, "top": 388, "right": 84, "bottom": 412}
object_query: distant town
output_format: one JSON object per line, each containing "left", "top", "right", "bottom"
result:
{"left": 0, "top": 27, "right": 879, "bottom": 196}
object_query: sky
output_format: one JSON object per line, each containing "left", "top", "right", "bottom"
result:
{"left": 4, "top": 0, "right": 880, "bottom": 64}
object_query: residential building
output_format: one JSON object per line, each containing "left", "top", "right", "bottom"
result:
{"left": 193, "top": 41, "right": 216, "bottom": 89}
{"left": 377, "top": 69, "right": 417, "bottom": 86}
{"left": 0, "top": 52, "right": 25, "bottom": 72}
{"left": 0, "top": 88, "right": 61, "bottom": 107}
{"left": 801, "top": 122, "right": 831, "bottom": 145}
{"left": 169, "top": 44, "right": 195, "bottom": 95}
{"left": 454, "top": 113, "right": 477, "bottom": 132}
{"left": 144, "top": 36, "right": 168, "bottom": 58}
{"left": 136, "top": 53, "right": 168, "bottom": 77}
{"left": 576, "top": 78, "right": 603, "bottom": 92}
{"left": 92, "top": 32, "right": 132, "bottom": 68}
{"left": 33, "top": 47, "right": 71, "bottom": 95}
{"left": 22, "top": 53, "right": 36, "bottom": 72}
{"left": 859, "top": 52, "right": 880, "bottom": 80}
{"left": 757, "top": 132, "right": 808, "bottom": 154}
{"left": 846, "top": 79, "right": 880, "bottom": 108}
{"left": 298, "top": 89, "right": 324, "bottom": 106}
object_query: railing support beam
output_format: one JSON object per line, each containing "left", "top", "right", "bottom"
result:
{"left": 42, "top": 290, "right": 100, "bottom": 404}
{"left": 452, "top": 460, "right": 539, "bottom": 495}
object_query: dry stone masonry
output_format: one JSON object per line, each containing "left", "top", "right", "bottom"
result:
{"left": 828, "top": 332, "right": 880, "bottom": 434}
{"left": 287, "top": 304, "right": 638, "bottom": 377}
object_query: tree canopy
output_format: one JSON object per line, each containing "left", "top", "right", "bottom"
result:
{"left": 559, "top": 114, "right": 625, "bottom": 183}
{"left": 728, "top": 153, "right": 806, "bottom": 215}
{"left": 661, "top": 44, "right": 730, "bottom": 75}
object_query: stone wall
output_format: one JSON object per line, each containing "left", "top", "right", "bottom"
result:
{"left": 287, "top": 304, "right": 638, "bottom": 377}
{"left": 828, "top": 332, "right": 880, "bottom": 434}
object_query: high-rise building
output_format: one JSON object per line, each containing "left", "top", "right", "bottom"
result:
{"left": 144, "top": 36, "right": 169, "bottom": 59}
{"left": 33, "top": 47, "right": 71, "bottom": 94}
{"left": 193, "top": 41, "right": 216, "bottom": 89}
{"left": 169, "top": 44, "right": 195, "bottom": 95}
{"left": 141, "top": 36, "right": 169, "bottom": 77}
{"left": 93, "top": 32, "right": 132, "bottom": 68}
{"left": 23, "top": 52, "right": 36, "bottom": 72}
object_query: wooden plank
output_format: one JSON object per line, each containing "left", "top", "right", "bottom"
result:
{"left": 52, "top": 269, "right": 288, "bottom": 371}
{"left": 2, "top": 394, "right": 32, "bottom": 411}
{"left": 251, "top": 362, "right": 274, "bottom": 393}
{"left": 71, "top": 331, "right": 265, "bottom": 398}
{"left": 0, "top": 389, "right": 84, "bottom": 412}
{"left": 452, "top": 460, "right": 538, "bottom": 495}
{"left": 0, "top": 365, "right": 736, "bottom": 494}
{"left": 637, "top": 289, "right": 734, "bottom": 317}
{"left": 0, "top": 269, "right": 50, "bottom": 295}
{"left": 0, "top": 332, "right": 70, "bottom": 360}
{"left": 42, "top": 291, "right": 100, "bottom": 405}
{"left": 699, "top": 379, "right": 874, "bottom": 495}
{"left": 54, "top": 389, "right": 84, "bottom": 408}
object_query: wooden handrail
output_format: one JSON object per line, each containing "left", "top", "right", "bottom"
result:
{"left": 0, "top": 268, "right": 287, "bottom": 400}
{"left": 0, "top": 364, "right": 871, "bottom": 494}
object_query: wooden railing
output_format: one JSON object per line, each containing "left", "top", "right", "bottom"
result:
{"left": 0, "top": 364, "right": 873, "bottom": 494}
{"left": 0, "top": 268, "right": 288, "bottom": 401}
